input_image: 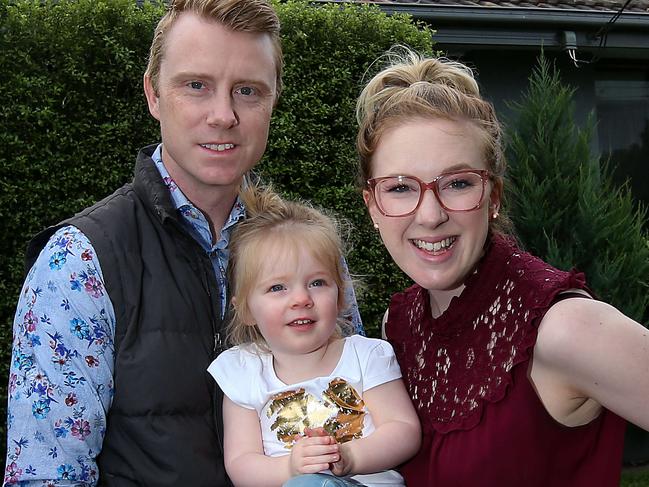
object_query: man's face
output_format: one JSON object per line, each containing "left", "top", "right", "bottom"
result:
{"left": 144, "top": 12, "right": 277, "bottom": 205}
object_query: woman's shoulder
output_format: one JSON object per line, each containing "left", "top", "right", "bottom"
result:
{"left": 534, "top": 297, "right": 641, "bottom": 391}
{"left": 492, "top": 236, "right": 584, "bottom": 287}
{"left": 536, "top": 298, "right": 623, "bottom": 356}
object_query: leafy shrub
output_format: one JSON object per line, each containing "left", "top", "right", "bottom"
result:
{"left": 0, "top": 0, "right": 163, "bottom": 457}
{"left": 505, "top": 55, "right": 649, "bottom": 326}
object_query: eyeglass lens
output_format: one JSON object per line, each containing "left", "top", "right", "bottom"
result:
{"left": 374, "top": 172, "right": 485, "bottom": 216}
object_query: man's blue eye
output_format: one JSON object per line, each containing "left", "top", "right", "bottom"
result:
{"left": 189, "top": 81, "right": 203, "bottom": 90}
{"left": 238, "top": 86, "right": 254, "bottom": 96}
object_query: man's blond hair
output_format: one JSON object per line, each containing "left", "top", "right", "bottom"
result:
{"left": 145, "top": 0, "right": 283, "bottom": 99}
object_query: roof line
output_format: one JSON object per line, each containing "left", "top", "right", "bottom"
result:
{"left": 340, "top": 2, "right": 649, "bottom": 30}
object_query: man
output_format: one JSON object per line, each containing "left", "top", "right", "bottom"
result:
{"left": 4, "top": 0, "right": 361, "bottom": 484}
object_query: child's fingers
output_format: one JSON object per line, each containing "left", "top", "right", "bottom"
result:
{"left": 294, "top": 451, "right": 341, "bottom": 475}
{"left": 299, "top": 434, "right": 336, "bottom": 447}
{"left": 304, "top": 427, "right": 329, "bottom": 438}
{"left": 302, "top": 455, "right": 338, "bottom": 471}
{"left": 302, "top": 441, "right": 339, "bottom": 459}
{"left": 291, "top": 435, "right": 340, "bottom": 475}
{"left": 298, "top": 462, "right": 331, "bottom": 474}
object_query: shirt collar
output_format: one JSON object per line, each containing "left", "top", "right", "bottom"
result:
{"left": 152, "top": 144, "right": 192, "bottom": 211}
{"left": 151, "top": 143, "right": 246, "bottom": 249}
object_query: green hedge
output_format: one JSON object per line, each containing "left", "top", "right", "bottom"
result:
{"left": 0, "top": 0, "right": 433, "bottom": 454}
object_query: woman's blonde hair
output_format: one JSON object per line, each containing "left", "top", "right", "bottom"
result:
{"left": 226, "top": 183, "right": 351, "bottom": 350}
{"left": 356, "top": 46, "right": 512, "bottom": 235}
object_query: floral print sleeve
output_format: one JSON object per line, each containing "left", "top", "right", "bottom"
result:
{"left": 4, "top": 226, "right": 115, "bottom": 486}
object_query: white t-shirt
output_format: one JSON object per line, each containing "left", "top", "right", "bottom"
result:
{"left": 208, "top": 334, "right": 405, "bottom": 486}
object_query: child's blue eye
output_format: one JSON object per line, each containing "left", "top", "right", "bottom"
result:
{"left": 310, "top": 279, "right": 326, "bottom": 287}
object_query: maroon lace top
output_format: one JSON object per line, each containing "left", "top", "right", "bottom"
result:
{"left": 386, "top": 234, "right": 626, "bottom": 487}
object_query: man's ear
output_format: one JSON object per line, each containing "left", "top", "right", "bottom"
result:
{"left": 143, "top": 74, "right": 161, "bottom": 121}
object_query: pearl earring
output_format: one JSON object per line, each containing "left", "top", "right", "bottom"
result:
{"left": 492, "top": 212, "right": 499, "bottom": 220}
{"left": 373, "top": 222, "right": 379, "bottom": 230}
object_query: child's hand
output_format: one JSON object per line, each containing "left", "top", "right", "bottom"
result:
{"left": 304, "top": 427, "right": 329, "bottom": 438}
{"left": 304, "top": 427, "right": 353, "bottom": 477}
{"left": 329, "top": 442, "right": 353, "bottom": 477}
{"left": 289, "top": 432, "right": 340, "bottom": 476}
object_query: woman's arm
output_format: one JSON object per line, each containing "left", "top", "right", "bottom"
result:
{"left": 532, "top": 298, "right": 649, "bottom": 430}
{"left": 331, "top": 378, "right": 421, "bottom": 477}
{"left": 223, "top": 396, "right": 340, "bottom": 487}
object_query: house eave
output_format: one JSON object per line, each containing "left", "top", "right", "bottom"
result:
{"left": 365, "top": 3, "right": 649, "bottom": 58}
{"left": 371, "top": 4, "right": 649, "bottom": 29}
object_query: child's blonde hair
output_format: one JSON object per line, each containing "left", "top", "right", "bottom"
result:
{"left": 227, "top": 183, "right": 351, "bottom": 350}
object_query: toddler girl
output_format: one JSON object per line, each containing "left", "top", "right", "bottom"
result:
{"left": 208, "top": 185, "right": 420, "bottom": 487}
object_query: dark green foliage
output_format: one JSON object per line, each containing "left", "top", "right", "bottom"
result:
{"left": 0, "top": 0, "right": 432, "bottom": 455}
{"left": 0, "top": 0, "right": 164, "bottom": 457}
{"left": 505, "top": 55, "right": 649, "bottom": 325}
{"left": 620, "top": 468, "right": 649, "bottom": 487}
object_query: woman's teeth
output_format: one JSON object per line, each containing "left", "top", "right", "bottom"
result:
{"left": 413, "top": 237, "right": 456, "bottom": 252}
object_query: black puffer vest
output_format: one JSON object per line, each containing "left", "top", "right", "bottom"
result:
{"left": 26, "top": 145, "right": 231, "bottom": 486}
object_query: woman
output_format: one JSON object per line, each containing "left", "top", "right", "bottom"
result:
{"left": 356, "top": 48, "right": 649, "bottom": 486}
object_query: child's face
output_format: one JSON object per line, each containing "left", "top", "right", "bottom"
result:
{"left": 245, "top": 245, "right": 339, "bottom": 358}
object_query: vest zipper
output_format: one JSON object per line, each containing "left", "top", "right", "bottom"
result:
{"left": 169, "top": 211, "right": 227, "bottom": 461}
{"left": 213, "top": 332, "right": 223, "bottom": 355}
{"left": 199, "top": 255, "right": 226, "bottom": 456}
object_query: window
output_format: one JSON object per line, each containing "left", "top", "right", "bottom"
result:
{"left": 595, "top": 76, "right": 649, "bottom": 215}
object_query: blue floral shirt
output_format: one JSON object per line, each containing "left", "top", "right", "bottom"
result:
{"left": 4, "top": 145, "right": 363, "bottom": 485}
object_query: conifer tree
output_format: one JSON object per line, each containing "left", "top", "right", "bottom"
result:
{"left": 505, "top": 55, "right": 649, "bottom": 326}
